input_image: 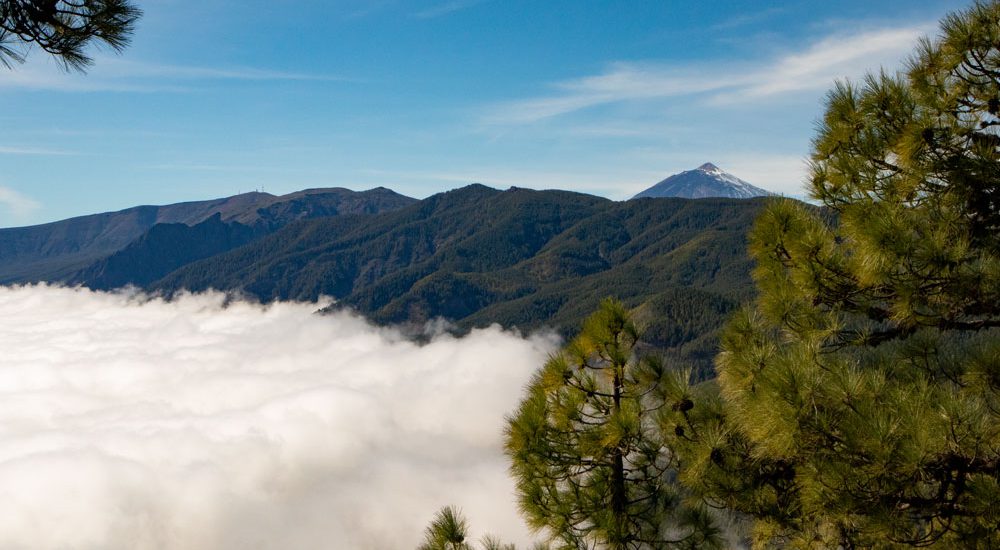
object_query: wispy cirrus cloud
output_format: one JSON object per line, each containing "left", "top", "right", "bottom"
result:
{"left": 710, "top": 6, "right": 788, "bottom": 31}
{"left": 414, "top": 0, "right": 485, "bottom": 19}
{"left": 0, "top": 186, "right": 41, "bottom": 224}
{"left": 0, "top": 57, "right": 355, "bottom": 92}
{"left": 720, "top": 26, "right": 927, "bottom": 101}
{"left": 97, "top": 59, "right": 354, "bottom": 82}
{"left": 0, "top": 146, "right": 77, "bottom": 156}
{"left": 483, "top": 65, "right": 724, "bottom": 124}
{"left": 483, "top": 24, "right": 930, "bottom": 125}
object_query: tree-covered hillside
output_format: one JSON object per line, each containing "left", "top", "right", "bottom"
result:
{"left": 0, "top": 187, "right": 415, "bottom": 284}
{"left": 68, "top": 214, "right": 264, "bottom": 290}
{"left": 153, "top": 185, "right": 767, "bottom": 377}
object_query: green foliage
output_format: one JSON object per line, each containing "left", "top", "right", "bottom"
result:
{"left": 69, "top": 215, "right": 264, "bottom": 290}
{"left": 417, "top": 506, "right": 528, "bottom": 550}
{"left": 419, "top": 506, "right": 474, "bottom": 550}
{"left": 505, "top": 299, "right": 723, "bottom": 550}
{"left": 0, "top": 0, "right": 141, "bottom": 71}
{"left": 669, "top": 3, "right": 1000, "bottom": 547}
{"left": 154, "top": 187, "right": 766, "bottom": 371}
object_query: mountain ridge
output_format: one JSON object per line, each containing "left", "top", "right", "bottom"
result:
{"left": 0, "top": 187, "right": 417, "bottom": 284}
{"left": 148, "top": 184, "right": 769, "bottom": 378}
{"left": 1, "top": 182, "right": 775, "bottom": 377}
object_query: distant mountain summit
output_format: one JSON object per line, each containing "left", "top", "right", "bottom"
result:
{"left": 632, "top": 163, "right": 772, "bottom": 199}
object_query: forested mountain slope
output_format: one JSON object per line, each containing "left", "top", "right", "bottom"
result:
{"left": 0, "top": 187, "right": 416, "bottom": 284}
{"left": 154, "top": 185, "right": 768, "bottom": 377}
{"left": 68, "top": 214, "right": 263, "bottom": 290}
{"left": 2, "top": 183, "right": 769, "bottom": 375}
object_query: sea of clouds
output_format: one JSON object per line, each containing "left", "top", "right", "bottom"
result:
{"left": 0, "top": 285, "right": 557, "bottom": 549}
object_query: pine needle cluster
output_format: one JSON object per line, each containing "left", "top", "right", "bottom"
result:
{"left": 0, "top": 0, "right": 141, "bottom": 71}
{"left": 664, "top": 2, "right": 1000, "bottom": 547}
{"left": 417, "top": 506, "right": 541, "bottom": 550}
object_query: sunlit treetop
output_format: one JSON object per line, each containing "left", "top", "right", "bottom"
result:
{"left": 662, "top": 2, "right": 1000, "bottom": 547}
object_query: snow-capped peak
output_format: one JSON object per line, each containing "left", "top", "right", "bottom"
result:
{"left": 632, "top": 163, "right": 772, "bottom": 200}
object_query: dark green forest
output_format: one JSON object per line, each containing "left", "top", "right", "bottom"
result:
{"left": 2, "top": 179, "right": 767, "bottom": 379}
{"left": 150, "top": 186, "right": 767, "bottom": 378}
{"left": 0, "top": 187, "right": 415, "bottom": 283}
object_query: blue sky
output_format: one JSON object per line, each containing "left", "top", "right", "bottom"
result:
{"left": 0, "top": 0, "right": 961, "bottom": 227}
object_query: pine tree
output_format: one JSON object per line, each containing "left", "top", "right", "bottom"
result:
{"left": 0, "top": 0, "right": 140, "bottom": 71}
{"left": 419, "top": 507, "right": 475, "bottom": 550}
{"left": 505, "top": 299, "right": 721, "bottom": 550}
{"left": 417, "top": 506, "right": 524, "bottom": 550}
{"left": 664, "top": 2, "right": 1000, "bottom": 547}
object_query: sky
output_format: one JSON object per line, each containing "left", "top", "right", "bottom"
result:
{"left": 0, "top": 285, "right": 557, "bottom": 549}
{"left": 0, "top": 0, "right": 962, "bottom": 227}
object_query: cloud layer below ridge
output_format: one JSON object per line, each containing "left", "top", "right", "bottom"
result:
{"left": 0, "top": 285, "right": 556, "bottom": 549}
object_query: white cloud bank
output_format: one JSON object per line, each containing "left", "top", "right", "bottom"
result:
{"left": 0, "top": 285, "right": 557, "bottom": 549}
